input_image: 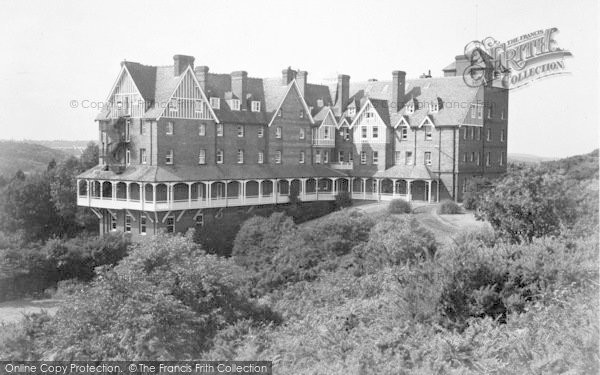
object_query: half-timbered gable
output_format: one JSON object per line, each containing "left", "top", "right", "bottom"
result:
{"left": 350, "top": 99, "right": 389, "bottom": 144}
{"left": 158, "top": 67, "right": 216, "bottom": 121}
{"left": 106, "top": 66, "right": 146, "bottom": 118}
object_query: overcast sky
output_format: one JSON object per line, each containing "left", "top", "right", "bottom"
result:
{"left": 0, "top": 0, "right": 597, "bottom": 157}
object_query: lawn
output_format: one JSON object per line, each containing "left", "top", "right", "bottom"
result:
{"left": 0, "top": 299, "right": 61, "bottom": 324}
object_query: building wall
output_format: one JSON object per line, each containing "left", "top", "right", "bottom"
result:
{"left": 268, "top": 89, "right": 313, "bottom": 165}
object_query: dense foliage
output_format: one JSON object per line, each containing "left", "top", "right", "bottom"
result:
{"left": 387, "top": 198, "right": 412, "bottom": 214}
{"left": 436, "top": 199, "right": 462, "bottom": 214}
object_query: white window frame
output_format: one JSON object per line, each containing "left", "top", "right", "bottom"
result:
{"left": 315, "top": 150, "right": 321, "bottom": 164}
{"left": 110, "top": 215, "right": 117, "bottom": 231}
{"left": 125, "top": 119, "right": 131, "bottom": 142}
{"left": 500, "top": 151, "right": 506, "bottom": 166}
{"left": 360, "top": 151, "right": 367, "bottom": 165}
{"left": 169, "top": 98, "right": 179, "bottom": 113}
{"left": 199, "top": 149, "right": 206, "bottom": 165}
{"left": 324, "top": 151, "right": 329, "bottom": 163}
{"left": 486, "top": 128, "right": 492, "bottom": 141}
{"left": 372, "top": 127, "right": 379, "bottom": 139}
{"left": 405, "top": 151, "right": 413, "bottom": 165}
{"left": 500, "top": 129, "right": 505, "bottom": 142}
{"left": 477, "top": 104, "right": 484, "bottom": 119}
{"left": 424, "top": 125, "right": 432, "bottom": 140}
{"left": 230, "top": 99, "right": 241, "bottom": 111}
{"left": 125, "top": 215, "right": 132, "bottom": 233}
{"left": 299, "top": 128, "right": 305, "bottom": 139}
{"left": 258, "top": 152, "right": 264, "bottom": 164}
{"left": 199, "top": 123, "right": 206, "bottom": 136}
{"left": 338, "top": 151, "right": 344, "bottom": 163}
{"left": 406, "top": 104, "right": 414, "bottom": 115}
{"left": 275, "top": 151, "right": 282, "bottom": 164}
{"left": 276, "top": 127, "right": 282, "bottom": 139}
{"left": 237, "top": 149, "right": 244, "bottom": 164}
{"left": 251, "top": 101, "right": 261, "bottom": 112}
{"left": 140, "top": 148, "right": 147, "bottom": 164}
{"left": 424, "top": 151, "right": 432, "bottom": 165}
{"left": 210, "top": 97, "right": 220, "bottom": 109}
{"left": 324, "top": 127, "right": 330, "bottom": 139}
{"left": 470, "top": 103, "right": 477, "bottom": 119}
{"left": 300, "top": 110, "right": 304, "bottom": 119}
{"left": 125, "top": 150, "right": 131, "bottom": 166}
{"left": 166, "top": 216, "right": 175, "bottom": 233}
{"left": 194, "top": 99, "right": 203, "bottom": 114}
{"left": 395, "top": 151, "right": 402, "bottom": 165}
{"left": 258, "top": 127, "right": 264, "bottom": 138}
{"left": 361, "top": 126, "right": 368, "bottom": 139}
{"left": 216, "top": 150, "right": 224, "bottom": 164}
{"left": 486, "top": 152, "right": 491, "bottom": 166}
{"left": 165, "top": 150, "right": 174, "bottom": 165}
{"left": 277, "top": 109, "right": 282, "bottom": 117}
{"left": 237, "top": 125, "right": 244, "bottom": 137}
{"left": 140, "top": 214, "right": 147, "bottom": 235}
{"left": 299, "top": 151, "right": 305, "bottom": 164}
{"left": 348, "top": 107, "right": 356, "bottom": 117}
{"left": 401, "top": 127, "right": 408, "bottom": 139}
{"left": 195, "top": 214, "right": 204, "bottom": 227}
{"left": 166, "top": 121, "right": 174, "bottom": 135}
{"left": 217, "top": 123, "right": 223, "bottom": 137}
{"left": 372, "top": 151, "right": 378, "bottom": 164}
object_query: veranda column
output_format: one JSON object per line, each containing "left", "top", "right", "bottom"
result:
{"left": 315, "top": 178, "right": 320, "bottom": 200}
{"left": 241, "top": 180, "right": 246, "bottom": 204}
{"left": 111, "top": 181, "right": 116, "bottom": 201}
{"left": 407, "top": 180, "right": 412, "bottom": 202}
{"left": 301, "top": 178, "right": 307, "bottom": 200}
{"left": 152, "top": 183, "right": 157, "bottom": 205}
{"left": 332, "top": 178, "right": 338, "bottom": 194}
{"left": 392, "top": 179, "right": 398, "bottom": 197}
{"left": 141, "top": 183, "right": 145, "bottom": 211}
{"left": 125, "top": 182, "right": 131, "bottom": 202}
{"left": 272, "top": 179, "right": 278, "bottom": 204}
{"left": 362, "top": 178, "right": 367, "bottom": 200}
{"left": 349, "top": 177, "right": 354, "bottom": 196}
{"left": 258, "top": 180, "right": 263, "bottom": 204}
{"left": 428, "top": 180, "right": 433, "bottom": 204}
{"left": 207, "top": 182, "right": 213, "bottom": 208}
{"left": 376, "top": 179, "right": 381, "bottom": 201}
{"left": 87, "top": 180, "right": 91, "bottom": 206}
{"left": 224, "top": 181, "right": 228, "bottom": 207}
{"left": 188, "top": 182, "right": 192, "bottom": 207}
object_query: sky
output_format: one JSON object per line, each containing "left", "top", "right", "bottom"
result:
{"left": 0, "top": 0, "right": 597, "bottom": 158}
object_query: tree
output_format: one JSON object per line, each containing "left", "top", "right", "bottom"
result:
{"left": 42, "top": 234, "right": 278, "bottom": 359}
{"left": 79, "top": 142, "right": 99, "bottom": 170}
{"left": 476, "top": 167, "right": 576, "bottom": 243}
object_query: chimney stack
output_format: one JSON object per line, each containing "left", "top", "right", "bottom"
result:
{"left": 454, "top": 55, "right": 470, "bottom": 77}
{"left": 196, "top": 66, "right": 209, "bottom": 93}
{"left": 392, "top": 70, "right": 407, "bottom": 112}
{"left": 334, "top": 74, "right": 350, "bottom": 116}
{"left": 173, "top": 54, "right": 195, "bottom": 76}
{"left": 282, "top": 67, "right": 296, "bottom": 85}
{"left": 231, "top": 71, "right": 248, "bottom": 110}
{"left": 296, "top": 70, "right": 307, "bottom": 97}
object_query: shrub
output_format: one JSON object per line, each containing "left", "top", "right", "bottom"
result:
{"left": 232, "top": 212, "right": 295, "bottom": 273}
{"left": 353, "top": 215, "right": 437, "bottom": 273}
{"left": 334, "top": 191, "right": 353, "bottom": 209}
{"left": 436, "top": 199, "right": 462, "bottom": 214}
{"left": 12, "top": 234, "right": 280, "bottom": 360}
{"left": 387, "top": 199, "right": 411, "bottom": 214}
{"left": 452, "top": 225, "right": 497, "bottom": 248}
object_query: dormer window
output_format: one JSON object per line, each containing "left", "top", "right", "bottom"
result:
{"left": 406, "top": 104, "right": 415, "bottom": 115}
{"left": 317, "top": 99, "right": 324, "bottom": 107}
{"left": 430, "top": 102, "right": 439, "bottom": 113}
{"left": 251, "top": 101, "right": 261, "bottom": 112}
{"left": 210, "top": 97, "right": 220, "bottom": 109}
{"left": 348, "top": 107, "right": 356, "bottom": 117}
{"left": 230, "top": 99, "right": 241, "bottom": 111}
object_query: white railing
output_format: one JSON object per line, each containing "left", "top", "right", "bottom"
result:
{"left": 312, "top": 138, "right": 335, "bottom": 147}
{"left": 330, "top": 162, "right": 354, "bottom": 170}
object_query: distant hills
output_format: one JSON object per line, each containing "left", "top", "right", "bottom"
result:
{"left": 0, "top": 141, "right": 70, "bottom": 177}
{"left": 508, "top": 153, "right": 559, "bottom": 164}
{"left": 23, "top": 140, "right": 93, "bottom": 157}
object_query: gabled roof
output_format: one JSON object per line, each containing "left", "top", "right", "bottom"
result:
{"left": 267, "top": 80, "right": 315, "bottom": 127}
{"left": 419, "top": 115, "right": 435, "bottom": 128}
{"left": 122, "top": 62, "right": 157, "bottom": 101}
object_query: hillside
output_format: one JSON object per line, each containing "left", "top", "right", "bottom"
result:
{"left": 508, "top": 153, "right": 558, "bottom": 164}
{"left": 24, "top": 140, "right": 94, "bottom": 157}
{"left": 0, "top": 141, "right": 69, "bottom": 177}
{"left": 540, "top": 149, "right": 599, "bottom": 181}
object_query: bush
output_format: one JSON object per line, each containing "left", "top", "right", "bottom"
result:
{"left": 5, "top": 234, "right": 280, "bottom": 360}
{"left": 436, "top": 199, "right": 462, "bottom": 214}
{"left": 353, "top": 215, "right": 437, "bottom": 273}
{"left": 334, "top": 191, "right": 353, "bottom": 209}
{"left": 232, "top": 212, "right": 295, "bottom": 273}
{"left": 452, "top": 225, "right": 497, "bottom": 248}
{"left": 387, "top": 199, "right": 412, "bottom": 214}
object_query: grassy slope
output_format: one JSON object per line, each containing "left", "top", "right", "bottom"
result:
{"left": 0, "top": 141, "right": 68, "bottom": 177}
